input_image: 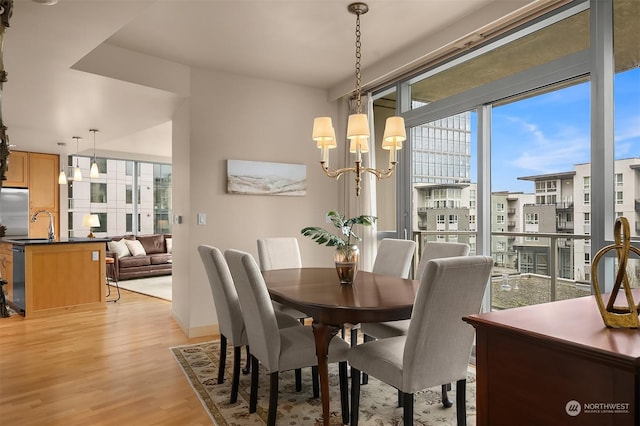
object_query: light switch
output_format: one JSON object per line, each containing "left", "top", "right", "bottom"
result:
{"left": 197, "top": 213, "right": 207, "bottom": 225}
{"left": 92, "top": 251, "right": 99, "bottom": 261}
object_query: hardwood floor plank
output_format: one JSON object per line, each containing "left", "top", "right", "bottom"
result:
{"left": 0, "top": 289, "right": 215, "bottom": 425}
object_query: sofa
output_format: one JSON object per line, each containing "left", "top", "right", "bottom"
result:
{"left": 106, "top": 234, "right": 172, "bottom": 280}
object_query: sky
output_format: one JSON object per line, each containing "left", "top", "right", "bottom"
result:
{"left": 473, "top": 67, "right": 640, "bottom": 193}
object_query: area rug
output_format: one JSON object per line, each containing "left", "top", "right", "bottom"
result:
{"left": 171, "top": 339, "right": 476, "bottom": 425}
{"left": 115, "top": 275, "right": 172, "bottom": 301}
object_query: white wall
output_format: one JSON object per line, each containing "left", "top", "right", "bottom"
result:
{"left": 171, "top": 67, "right": 341, "bottom": 337}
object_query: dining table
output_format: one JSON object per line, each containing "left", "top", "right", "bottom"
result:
{"left": 263, "top": 267, "right": 419, "bottom": 426}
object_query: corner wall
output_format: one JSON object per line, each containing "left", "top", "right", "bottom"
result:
{"left": 171, "top": 67, "right": 341, "bottom": 336}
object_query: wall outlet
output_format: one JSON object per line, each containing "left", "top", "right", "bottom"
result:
{"left": 197, "top": 213, "right": 207, "bottom": 225}
{"left": 92, "top": 251, "right": 99, "bottom": 261}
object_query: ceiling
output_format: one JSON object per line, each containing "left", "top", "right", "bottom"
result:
{"left": 3, "top": 0, "right": 543, "bottom": 161}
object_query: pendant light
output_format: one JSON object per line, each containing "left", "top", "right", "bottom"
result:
{"left": 89, "top": 128, "right": 99, "bottom": 178}
{"left": 57, "top": 142, "right": 67, "bottom": 185}
{"left": 73, "top": 136, "right": 82, "bottom": 181}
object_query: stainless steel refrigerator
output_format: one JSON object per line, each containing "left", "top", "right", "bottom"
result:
{"left": 0, "top": 187, "right": 29, "bottom": 237}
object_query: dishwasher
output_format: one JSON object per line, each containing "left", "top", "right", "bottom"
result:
{"left": 11, "top": 245, "right": 25, "bottom": 314}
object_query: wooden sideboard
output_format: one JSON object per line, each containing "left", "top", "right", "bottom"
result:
{"left": 464, "top": 290, "right": 639, "bottom": 426}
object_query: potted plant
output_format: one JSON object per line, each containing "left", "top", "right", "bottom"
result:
{"left": 301, "top": 210, "right": 376, "bottom": 284}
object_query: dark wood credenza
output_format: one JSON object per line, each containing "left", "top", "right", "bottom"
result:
{"left": 464, "top": 290, "right": 639, "bottom": 426}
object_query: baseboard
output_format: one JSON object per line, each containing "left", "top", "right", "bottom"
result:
{"left": 171, "top": 307, "right": 219, "bottom": 338}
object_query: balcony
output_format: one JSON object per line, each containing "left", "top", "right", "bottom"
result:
{"left": 507, "top": 221, "right": 516, "bottom": 228}
{"left": 417, "top": 207, "right": 428, "bottom": 215}
{"left": 507, "top": 208, "right": 516, "bottom": 215}
{"left": 556, "top": 221, "right": 574, "bottom": 231}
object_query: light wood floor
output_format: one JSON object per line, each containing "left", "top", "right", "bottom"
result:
{"left": 0, "top": 289, "right": 216, "bottom": 426}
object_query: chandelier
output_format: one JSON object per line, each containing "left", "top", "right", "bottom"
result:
{"left": 312, "top": 2, "right": 406, "bottom": 196}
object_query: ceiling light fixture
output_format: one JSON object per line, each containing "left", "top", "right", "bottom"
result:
{"left": 57, "top": 142, "right": 67, "bottom": 185}
{"left": 89, "top": 128, "right": 99, "bottom": 179}
{"left": 72, "top": 136, "right": 82, "bottom": 181}
{"left": 312, "top": 2, "right": 406, "bottom": 196}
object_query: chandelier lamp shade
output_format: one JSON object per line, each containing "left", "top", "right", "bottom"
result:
{"left": 72, "top": 136, "right": 82, "bottom": 181}
{"left": 57, "top": 142, "right": 67, "bottom": 185}
{"left": 312, "top": 2, "right": 406, "bottom": 196}
{"left": 89, "top": 128, "right": 99, "bottom": 179}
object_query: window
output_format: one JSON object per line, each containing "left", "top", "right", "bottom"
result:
{"left": 584, "top": 212, "right": 590, "bottom": 224}
{"left": 497, "top": 241, "right": 506, "bottom": 251}
{"left": 469, "top": 215, "right": 476, "bottom": 225}
{"left": 584, "top": 192, "right": 590, "bottom": 205}
{"left": 496, "top": 202, "right": 505, "bottom": 212}
{"left": 584, "top": 253, "right": 590, "bottom": 265}
{"left": 615, "top": 191, "right": 623, "bottom": 204}
{"left": 90, "top": 183, "right": 107, "bottom": 203}
{"left": 583, "top": 176, "right": 590, "bottom": 190}
{"left": 615, "top": 173, "right": 623, "bottom": 186}
{"left": 525, "top": 213, "right": 539, "bottom": 225}
{"left": 448, "top": 214, "right": 458, "bottom": 225}
{"left": 496, "top": 215, "right": 505, "bottom": 224}
{"left": 437, "top": 214, "right": 445, "bottom": 224}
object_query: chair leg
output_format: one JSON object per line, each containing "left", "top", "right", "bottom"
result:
{"left": 402, "top": 392, "right": 414, "bottom": 426}
{"left": 268, "top": 372, "right": 279, "bottom": 426}
{"left": 442, "top": 382, "right": 453, "bottom": 408}
{"left": 350, "top": 367, "right": 361, "bottom": 426}
{"left": 249, "top": 355, "right": 259, "bottom": 413}
{"left": 339, "top": 361, "right": 349, "bottom": 424}
{"left": 295, "top": 368, "right": 302, "bottom": 392}
{"left": 230, "top": 346, "right": 241, "bottom": 403}
{"left": 242, "top": 345, "right": 250, "bottom": 374}
{"left": 218, "top": 335, "right": 227, "bottom": 384}
{"left": 312, "top": 365, "right": 319, "bottom": 398}
{"left": 350, "top": 327, "right": 358, "bottom": 347}
{"left": 398, "top": 389, "right": 403, "bottom": 407}
{"left": 456, "top": 379, "right": 467, "bottom": 426}
{"left": 362, "top": 334, "right": 373, "bottom": 385}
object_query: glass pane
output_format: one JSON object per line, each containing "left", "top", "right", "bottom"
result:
{"left": 410, "top": 10, "right": 589, "bottom": 107}
{"left": 373, "top": 90, "right": 398, "bottom": 234}
{"left": 411, "top": 110, "right": 477, "bottom": 262}
{"left": 491, "top": 79, "right": 591, "bottom": 309}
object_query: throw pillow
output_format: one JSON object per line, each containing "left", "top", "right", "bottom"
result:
{"left": 125, "top": 239, "right": 147, "bottom": 257}
{"left": 108, "top": 239, "right": 131, "bottom": 259}
{"left": 166, "top": 238, "right": 172, "bottom": 254}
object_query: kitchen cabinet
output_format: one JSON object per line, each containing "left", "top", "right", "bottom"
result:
{"left": 0, "top": 242, "right": 12, "bottom": 301}
{"left": 3, "top": 150, "right": 28, "bottom": 188}
{"left": 28, "top": 153, "right": 59, "bottom": 238}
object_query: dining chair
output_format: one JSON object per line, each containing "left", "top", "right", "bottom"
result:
{"left": 225, "top": 249, "right": 351, "bottom": 426}
{"left": 257, "top": 237, "right": 309, "bottom": 322}
{"left": 347, "top": 238, "right": 417, "bottom": 346}
{"left": 349, "top": 255, "right": 493, "bottom": 426}
{"left": 361, "top": 241, "right": 470, "bottom": 400}
{"left": 197, "top": 245, "right": 301, "bottom": 404}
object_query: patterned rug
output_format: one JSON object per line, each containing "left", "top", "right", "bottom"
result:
{"left": 171, "top": 339, "right": 476, "bottom": 425}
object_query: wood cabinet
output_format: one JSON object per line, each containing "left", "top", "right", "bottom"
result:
{"left": 0, "top": 242, "right": 12, "bottom": 300}
{"left": 27, "top": 153, "right": 59, "bottom": 238}
{"left": 464, "top": 291, "right": 640, "bottom": 426}
{"left": 3, "top": 150, "right": 29, "bottom": 187}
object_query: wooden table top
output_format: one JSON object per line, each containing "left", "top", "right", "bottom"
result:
{"left": 263, "top": 267, "right": 419, "bottom": 326}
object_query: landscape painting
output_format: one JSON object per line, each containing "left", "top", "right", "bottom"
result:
{"left": 227, "top": 160, "right": 307, "bottom": 196}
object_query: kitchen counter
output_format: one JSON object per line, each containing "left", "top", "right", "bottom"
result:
{"left": 3, "top": 238, "right": 107, "bottom": 317}
{"left": 2, "top": 237, "right": 109, "bottom": 245}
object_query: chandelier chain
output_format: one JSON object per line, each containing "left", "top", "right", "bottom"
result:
{"left": 354, "top": 11, "right": 362, "bottom": 114}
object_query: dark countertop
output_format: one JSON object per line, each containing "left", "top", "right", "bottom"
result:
{"left": 1, "top": 237, "right": 110, "bottom": 246}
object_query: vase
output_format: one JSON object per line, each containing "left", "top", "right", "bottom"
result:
{"left": 334, "top": 244, "right": 359, "bottom": 285}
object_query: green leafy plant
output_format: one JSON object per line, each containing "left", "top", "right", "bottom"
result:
{"left": 301, "top": 210, "right": 376, "bottom": 247}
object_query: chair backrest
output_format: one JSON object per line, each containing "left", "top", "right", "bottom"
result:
{"left": 257, "top": 237, "right": 302, "bottom": 271}
{"left": 197, "top": 245, "right": 246, "bottom": 346}
{"left": 414, "top": 241, "right": 470, "bottom": 282}
{"left": 402, "top": 255, "right": 493, "bottom": 393}
{"left": 225, "top": 249, "right": 282, "bottom": 372}
{"left": 372, "top": 238, "right": 417, "bottom": 278}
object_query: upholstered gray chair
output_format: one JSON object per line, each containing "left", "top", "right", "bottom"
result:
{"left": 257, "top": 237, "right": 310, "bottom": 322}
{"left": 361, "top": 241, "right": 470, "bottom": 400}
{"left": 349, "top": 255, "right": 493, "bottom": 426}
{"left": 225, "top": 249, "right": 351, "bottom": 426}
{"left": 371, "top": 238, "right": 417, "bottom": 278}
{"left": 347, "top": 238, "right": 417, "bottom": 346}
{"left": 197, "top": 245, "right": 301, "bottom": 404}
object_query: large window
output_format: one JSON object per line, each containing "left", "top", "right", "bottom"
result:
{"left": 67, "top": 156, "right": 172, "bottom": 238}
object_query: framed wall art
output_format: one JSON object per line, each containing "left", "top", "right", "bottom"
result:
{"left": 227, "top": 159, "right": 306, "bottom": 196}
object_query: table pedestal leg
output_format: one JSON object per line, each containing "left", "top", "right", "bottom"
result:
{"left": 312, "top": 321, "right": 341, "bottom": 426}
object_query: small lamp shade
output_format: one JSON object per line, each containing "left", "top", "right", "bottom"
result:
{"left": 313, "top": 117, "right": 337, "bottom": 149}
{"left": 382, "top": 116, "right": 407, "bottom": 149}
{"left": 73, "top": 166, "right": 83, "bottom": 181}
{"left": 83, "top": 214, "right": 100, "bottom": 238}
{"left": 58, "top": 170, "right": 68, "bottom": 185}
{"left": 90, "top": 162, "right": 99, "bottom": 178}
{"left": 349, "top": 136, "right": 370, "bottom": 153}
{"left": 346, "top": 113, "right": 370, "bottom": 139}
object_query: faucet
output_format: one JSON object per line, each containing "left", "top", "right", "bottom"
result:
{"left": 31, "top": 209, "right": 56, "bottom": 241}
